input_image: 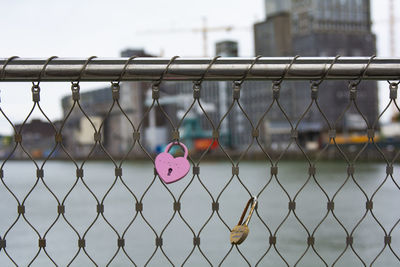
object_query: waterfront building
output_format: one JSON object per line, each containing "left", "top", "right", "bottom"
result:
{"left": 61, "top": 49, "right": 161, "bottom": 157}
{"left": 61, "top": 87, "right": 112, "bottom": 157}
{"left": 252, "top": 0, "right": 378, "bottom": 149}
{"left": 14, "top": 119, "right": 59, "bottom": 158}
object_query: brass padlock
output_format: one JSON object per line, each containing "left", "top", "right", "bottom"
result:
{"left": 230, "top": 196, "right": 257, "bottom": 245}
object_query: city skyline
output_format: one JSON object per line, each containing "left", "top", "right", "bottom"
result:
{"left": 0, "top": 0, "right": 398, "bottom": 135}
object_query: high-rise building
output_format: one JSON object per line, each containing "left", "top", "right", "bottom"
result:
{"left": 162, "top": 41, "right": 240, "bottom": 150}
{"left": 264, "top": 0, "right": 291, "bottom": 18}
{"left": 254, "top": 0, "right": 292, "bottom": 56}
{"left": 290, "top": 0, "right": 375, "bottom": 56}
{"left": 216, "top": 40, "right": 238, "bottom": 57}
{"left": 216, "top": 41, "right": 238, "bottom": 148}
{"left": 252, "top": 0, "right": 378, "bottom": 146}
{"left": 256, "top": 0, "right": 375, "bottom": 56}
{"left": 60, "top": 49, "right": 155, "bottom": 158}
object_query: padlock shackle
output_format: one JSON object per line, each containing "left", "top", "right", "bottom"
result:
{"left": 164, "top": 141, "right": 188, "bottom": 158}
{"left": 237, "top": 196, "right": 257, "bottom": 226}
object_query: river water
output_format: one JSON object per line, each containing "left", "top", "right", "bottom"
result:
{"left": 0, "top": 161, "right": 399, "bottom": 266}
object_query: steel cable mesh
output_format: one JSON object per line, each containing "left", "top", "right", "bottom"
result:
{"left": 0, "top": 58, "right": 399, "bottom": 266}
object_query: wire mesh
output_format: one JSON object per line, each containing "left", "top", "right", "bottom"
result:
{"left": 0, "top": 57, "right": 399, "bottom": 266}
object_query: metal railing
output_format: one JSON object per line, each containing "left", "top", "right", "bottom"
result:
{"left": 0, "top": 56, "right": 399, "bottom": 266}
{"left": 2, "top": 57, "right": 400, "bottom": 81}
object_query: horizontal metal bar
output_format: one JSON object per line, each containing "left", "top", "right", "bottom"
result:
{"left": 0, "top": 57, "right": 399, "bottom": 82}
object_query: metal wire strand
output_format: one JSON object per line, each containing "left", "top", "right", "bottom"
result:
{"left": 72, "top": 56, "right": 97, "bottom": 85}
{"left": 152, "top": 56, "right": 179, "bottom": 87}
{"left": 311, "top": 55, "right": 340, "bottom": 86}
{"left": 1, "top": 56, "right": 19, "bottom": 80}
{"left": 194, "top": 56, "right": 220, "bottom": 85}
{"left": 273, "top": 55, "right": 300, "bottom": 85}
{"left": 387, "top": 80, "right": 400, "bottom": 86}
{"left": 113, "top": 56, "right": 137, "bottom": 85}
{"left": 235, "top": 55, "right": 262, "bottom": 86}
{"left": 31, "top": 56, "right": 58, "bottom": 87}
{"left": 350, "top": 54, "right": 376, "bottom": 87}
{"left": 386, "top": 59, "right": 400, "bottom": 85}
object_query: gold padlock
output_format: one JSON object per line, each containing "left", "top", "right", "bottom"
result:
{"left": 230, "top": 196, "right": 257, "bottom": 245}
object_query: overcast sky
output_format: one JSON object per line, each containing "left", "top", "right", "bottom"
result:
{"left": 0, "top": 0, "right": 399, "bottom": 135}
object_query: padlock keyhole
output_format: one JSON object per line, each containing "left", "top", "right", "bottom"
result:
{"left": 167, "top": 168, "right": 173, "bottom": 176}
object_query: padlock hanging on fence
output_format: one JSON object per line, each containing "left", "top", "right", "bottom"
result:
{"left": 155, "top": 142, "right": 190, "bottom": 184}
{"left": 230, "top": 196, "right": 258, "bottom": 245}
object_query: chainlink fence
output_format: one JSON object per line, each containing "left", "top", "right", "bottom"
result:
{"left": 0, "top": 56, "right": 400, "bottom": 266}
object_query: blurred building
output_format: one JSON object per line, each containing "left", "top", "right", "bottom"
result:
{"left": 215, "top": 40, "right": 238, "bottom": 57}
{"left": 0, "top": 135, "right": 13, "bottom": 158}
{"left": 61, "top": 49, "right": 158, "bottom": 158}
{"left": 290, "top": 0, "right": 374, "bottom": 56}
{"left": 253, "top": 0, "right": 378, "bottom": 147}
{"left": 255, "top": 0, "right": 374, "bottom": 56}
{"left": 265, "top": 0, "right": 291, "bottom": 17}
{"left": 111, "top": 49, "right": 153, "bottom": 155}
{"left": 159, "top": 40, "right": 242, "bottom": 151}
{"left": 14, "top": 119, "right": 58, "bottom": 158}
{"left": 254, "top": 0, "right": 291, "bottom": 57}
{"left": 120, "top": 48, "right": 153, "bottom": 58}
{"left": 139, "top": 40, "right": 242, "bottom": 152}
{"left": 61, "top": 87, "right": 112, "bottom": 157}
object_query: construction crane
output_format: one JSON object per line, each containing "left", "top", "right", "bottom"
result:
{"left": 137, "top": 17, "right": 248, "bottom": 57}
{"left": 389, "top": 0, "right": 395, "bottom": 56}
{"left": 389, "top": 0, "right": 399, "bottom": 122}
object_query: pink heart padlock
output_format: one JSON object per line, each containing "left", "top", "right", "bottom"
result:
{"left": 155, "top": 142, "right": 190, "bottom": 184}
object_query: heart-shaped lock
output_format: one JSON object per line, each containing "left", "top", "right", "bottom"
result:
{"left": 155, "top": 142, "right": 190, "bottom": 184}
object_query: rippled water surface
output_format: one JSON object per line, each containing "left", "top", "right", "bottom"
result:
{"left": 0, "top": 161, "right": 399, "bottom": 266}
